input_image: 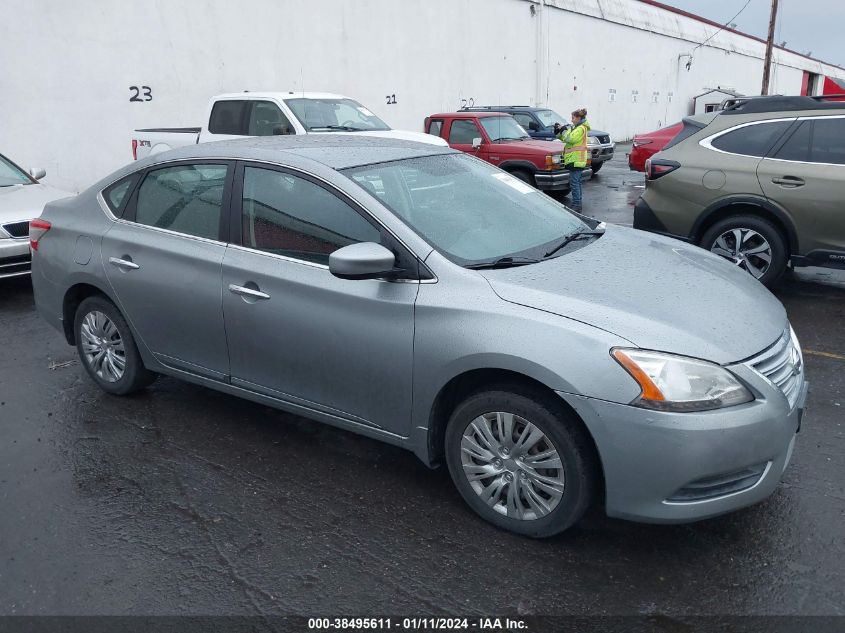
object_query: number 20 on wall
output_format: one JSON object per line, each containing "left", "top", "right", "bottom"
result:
{"left": 129, "top": 86, "right": 153, "bottom": 102}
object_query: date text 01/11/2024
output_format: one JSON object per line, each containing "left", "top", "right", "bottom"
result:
{"left": 307, "top": 618, "right": 528, "bottom": 630}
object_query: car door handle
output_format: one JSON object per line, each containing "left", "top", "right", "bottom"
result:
{"left": 228, "top": 284, "right": 270, "bottom": 300}
{"left": 109, "top": 257, "right": 140, "bottom": 270}
{"left": 771, "top": 176, "right": 805, "bottom": 187}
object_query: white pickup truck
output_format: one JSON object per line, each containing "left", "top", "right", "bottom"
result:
{"left": 131, "top": 91, "right": 447, "bottom": 159}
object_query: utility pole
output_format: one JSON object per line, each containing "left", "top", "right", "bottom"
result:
{"left": 761, "top": 0, "right": 779, "bottom": 95}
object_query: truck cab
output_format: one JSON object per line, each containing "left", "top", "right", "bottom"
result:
{"left": 425, "top": 112, "right": 591, "bottom": 194}
{"left": 132, "top": 92, "right": 447, "bottom": 159}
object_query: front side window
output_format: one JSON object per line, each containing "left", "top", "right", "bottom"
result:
{"left": 208, "top": 100, "right": 248, "bottom": 135}
{"left": 811, "top": 118, "right": 845, "bottom": 165}
{"left": 247, "top": 101, "right": 294, "bottom": 136}
{"left": 511, "top": 112, "right": 536, "bottom": 130}
{"left": 241, "top": 166, "right": 380, "bottom": 265}
{"left": 448, "top": 120, "right": 482, "bottom": 145}
{"left": 535, "top": 109, "right": 566, "bottom": 128}
{"left": 479, "top": 116, "right": 530, "bottom": 142}
{"left": 710, "top": 121, "right": 792, "bottom": 157}
{"left": 134, "top": 164, "right": 227, "bottom": 240}
{"left": 284, "top": 98, "right": 390, "bottom": 132}
{"left": 0, "top": 154, "right": 34, "bottom": 187}
{"left": 344, "top": 154, "right": 588, "bottom": 266}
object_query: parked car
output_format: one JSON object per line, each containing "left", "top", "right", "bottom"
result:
{"left": 425, "top": 111, "right": 591, "bottom": 195}
{"left": 130, "top": 91, "right": 447, "bottom": 159}
{"left": 0, "top": 152, "right": 70, "bottom": 279}
{"left": 635, "top": 95, "right": 845, "bottom": 286}
{"left": 461, "top": 106, "right": 615, "bottom": 173}
{"left": 32, "top": 136, "right": 806, "bottom": 537}
{"left": 628, "top": 121, "right": 683, "bottom": 172}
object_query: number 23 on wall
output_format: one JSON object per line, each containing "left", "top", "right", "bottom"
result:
{"left": 129, "top": 86, "right": 153, "bottom": 102}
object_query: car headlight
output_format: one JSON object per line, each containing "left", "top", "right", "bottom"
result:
{"left": 789, "top": 325, "right": 803, "bottom": 371}
{"left": 587, "top": 136, "right": 599, "bottom": 146}
{"left": 611, "top": 348, "right": 754, "bottom": 412}
{"left": 545, "top": 154, "right": 562, "bottom": 168}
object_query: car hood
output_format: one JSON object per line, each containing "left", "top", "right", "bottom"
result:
{"left": 0, "top": 183, "right": 72, "bottom": 226}
{"left": 355, "top": 129, "right": 449, "bottom": 147}
{"left": 491, "top": 139, "right": 565, "bottom": 155}
{"left": 479, "top": 225, "right": 787, "bottom": 365}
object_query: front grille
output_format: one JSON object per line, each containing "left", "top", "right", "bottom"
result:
{"left": 2, "top": 220, "right": 30, "bottom": 239}
{"left": 667, "top": 462, "right": 769, "bottom": 502}
{"left": 0, "top": 253, "right": 32, "bottom": 277}
{"left": 748, "top": 331, "right": 804, "bottom": 409}
{"left": 596, "top": 134, "right": 610, "bottom": 144}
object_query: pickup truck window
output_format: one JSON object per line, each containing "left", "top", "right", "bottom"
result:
{"left": 479, "top": 116, "right": 530, "bottom": 142}
{"left": 428, "top": 119, "right": 444, "bottom": 138}
{"left": 247, "top": 101, "right": 295, "bottom": 136}
{"left": 449, "top": 120, "right": 482, "bottom": 145}
{"left": 209, "top": 100, "right": 248, "bottom": 135}
{"left": 0, "top": 154, "right": 33, "bottom": 186}
{"left": 285, "top": 98, "right": 390, "bottom": 132}
{"left": 133, "top": 164, "right": 228, "bottom": 241}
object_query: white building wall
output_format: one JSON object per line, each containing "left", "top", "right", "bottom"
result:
{"left": 2, "top": 0, "right": 843, "bottom": 192}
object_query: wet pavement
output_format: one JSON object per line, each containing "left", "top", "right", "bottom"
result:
{"left": 1, "top": 148, "right": 844, "bottom": 616}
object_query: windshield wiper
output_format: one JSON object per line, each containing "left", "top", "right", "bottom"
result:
{"left": 543, "top": 229, "right": 604, "bottom": 259}
{"left": 310, "top": 125, "right": 365, "bottom": 132}
{"left": 465, "top": 256, "right": 542, "bottom": 270}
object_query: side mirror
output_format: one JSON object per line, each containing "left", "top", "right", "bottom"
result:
{"left": 29, "top": 167, "right": 46, "bottom": 180}
{"left": 472, "top": 137, "right": 483, "bottom": 149}
{"left": 272, "top": 125, "right": 291, "bottom": 135}
{"left": 528, "top": 121, "right": 539, "bottom": 131}
{"left": 329, "top": 242, "right": 396, "bottom": 280}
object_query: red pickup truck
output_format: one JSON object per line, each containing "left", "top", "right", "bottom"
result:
{"left": 424, "top": 112, "right": 591, "bottom": 195}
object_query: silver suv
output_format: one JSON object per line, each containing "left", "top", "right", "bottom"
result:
{"left": 32, "top": 136, "right": 806, "bottom": 537}
{"left": 635, "top": 95, "right": 845, "bottom": 286}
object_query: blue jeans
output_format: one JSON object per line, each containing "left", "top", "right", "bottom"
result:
{"left": 567, "top": 166, "right": 583, "bottom": 209}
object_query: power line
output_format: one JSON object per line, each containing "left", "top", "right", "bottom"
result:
{"left": 692, "top": 0, "right": 754, "bottom": 53}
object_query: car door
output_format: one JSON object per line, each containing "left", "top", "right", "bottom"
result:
{"left": 221, "top": 162, "right": 418, "bottom": 435}
{"left": 101, "top": 161, "right": 232, "bottom": 380}
{"left": 757, "top": 116, "right": 845, "bottom": 258}
{"left": 447, "top": 119, "right": 489, "bottom": 161}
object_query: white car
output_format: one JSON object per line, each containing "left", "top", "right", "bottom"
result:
{"left": 0, "top": 153, "right": 71, "bottom": 279}
{"left": 130, "top": 91, "right": 448, "bottom": 159}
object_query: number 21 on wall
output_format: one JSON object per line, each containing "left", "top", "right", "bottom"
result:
{"left": 385, "top": 94, "right": 397, "bottom": 105}
{"left": 129, "top": 86, "right": 153, "bottom": 102}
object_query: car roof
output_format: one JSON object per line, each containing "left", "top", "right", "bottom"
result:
{"left": 215, "top": 91, "right": 350, "bottom": 101}
{"left": 429, "top": 112, "right": 510, "bottom": 119}
{"left": 145, "top": 134, "right": 456, "bottom": 171}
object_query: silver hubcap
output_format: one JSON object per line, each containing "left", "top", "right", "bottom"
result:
{"left": 80, "top": 311, "right": 126, "bottom": 383}
{"left": 460, "top": 412, "right": 565, "bottom": 521}
{"left": 710, "top": 228, "right": 772, "bottom": 279}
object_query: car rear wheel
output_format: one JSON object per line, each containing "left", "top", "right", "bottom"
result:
{"left": 444, "top": 386, "right": 597, "bottom": 538}
{"left": 700, "top": 215, "right": 788, "bottom": 287}
{"left": 74, "top": 296, "right": 157, "bottom": 395}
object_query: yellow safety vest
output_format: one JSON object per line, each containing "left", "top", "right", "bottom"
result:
{"left": 558, "top": 123, "right": 589, "bottom": 168}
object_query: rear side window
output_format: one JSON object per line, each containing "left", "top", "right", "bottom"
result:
{"left": 103, "top": 174, "right": 140, "bottom": 216}
{"left": 771, "top": 121, "right": 811, "bottom": 162}
{"left": 428, "top": 119, "right": 443, "bottom": 137}
{"left": 710, "top": 121, "right": 792, "bottom": 157}
{"left": 449, "top": 119, "right": 481, "bottom": 145}
{"left": 811, "top": 118, "right": 845, "bottom": 165}
{"left": 208, "top": 100, "right": 248, "bottom": 135}
{"left": 133, "top": 164, "right": 228, "bottom": 240}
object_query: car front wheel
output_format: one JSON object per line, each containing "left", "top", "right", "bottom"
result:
{"left": 444, "top": 386, "right": 597, "bottom": 538}
{"left": 74, "top": 296, "right": 157, "bottom": 395}
{"left": 700, "top": 215, "right": 788, "bottom": 287}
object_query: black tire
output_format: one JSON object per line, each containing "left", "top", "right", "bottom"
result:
{"left": 444, "top": 385, "right": 598, "bottom": 538}
{"left": 508, "top": 169, "right": 535, "bottom": 187}
{"left": 74, "top": 296, "right": 156, "bottom": 395}
{"left": 699, "top": 215, "right": 788, "bottom": 287}
{"left": 590, "top": 161, "right": 603, "bottom": 174}
{"left": 548, "top": 188, "right": 570, "bottom": 202}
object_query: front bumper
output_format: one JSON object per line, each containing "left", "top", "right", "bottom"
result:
{"left": 590, "top": 144, "right": 615, "bottom": 163}
{"left": 0, "top": 237, "right": 31, "bottom": 279}
{"left": 534, "top": 170, "right": 570, "bottom": 191}
{"left": 558, "top": 366, "right": 807, "bottom": 524}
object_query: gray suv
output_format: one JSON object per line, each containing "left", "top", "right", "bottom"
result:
{"left": 32, "top": 136, "right": 805, "bottom": 537}
{"left": 635, "top": 95, "right": 845, "bottom": 286}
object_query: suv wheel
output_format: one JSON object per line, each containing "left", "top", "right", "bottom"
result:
{"left": 590, "top": 161, "right": 603, "bottom": 174}
{"left": 444, "top": 386, "right": 596, "bottom": 538}
{"left": 74, "top": 296, "right": 157, "bottom": 395}
{"left": 700, "top": 215, "right": 788, "bottom": 286}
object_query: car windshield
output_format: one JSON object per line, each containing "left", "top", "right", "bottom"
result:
{"left": 285, "top": 98, "right": 391, "bottom": 132}
{"left": 343, "top": 153, "right": 589, "bottom": 266}
{"left": 0, "top": 154, "right": 33, "bottom": 187}
{"left": 535, "top": 109, "right": 566, "bottom": 128}
{"left": 479, "top": 116, "right": 530, "bottom": 142}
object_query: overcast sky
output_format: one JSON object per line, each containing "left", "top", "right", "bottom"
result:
{"left": 656, "top": 0, "right": 845, "bottom": 67}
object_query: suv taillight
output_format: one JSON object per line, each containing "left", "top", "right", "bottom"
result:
{"left": 29, "top": 219, "right": 51, "bottom": 251}
{"left": 646, "top": 159, "right": 680, "bottom": 180}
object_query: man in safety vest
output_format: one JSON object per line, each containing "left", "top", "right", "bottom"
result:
{"left": 554, "top": 108, "right": 590, "bottom": 212}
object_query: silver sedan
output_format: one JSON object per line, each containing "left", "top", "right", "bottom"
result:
{"left": 31, "top": 136, "right": 806, "bottom": 537}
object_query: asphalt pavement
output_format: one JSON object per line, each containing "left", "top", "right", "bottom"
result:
{"left": 1, "top": 147, "right": 843, "bottom": 617}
